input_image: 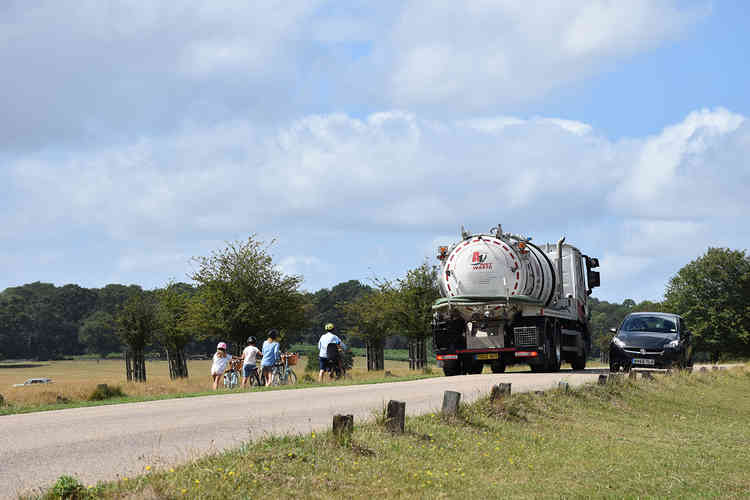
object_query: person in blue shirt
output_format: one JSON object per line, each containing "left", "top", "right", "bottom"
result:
{"left": 318, "top": 323, "right": 343, "bottom": 382}
{"left": 261, "top": 329, "right": 281, "bottom": 386}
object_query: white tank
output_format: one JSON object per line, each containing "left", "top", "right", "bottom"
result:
{"left": 439, "top": 234, "right": 556, "bottom": 305}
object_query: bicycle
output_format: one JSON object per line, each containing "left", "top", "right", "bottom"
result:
{"left": 324, "top": 344, "right": 352, "bottom": 380}
{"left": 270, "top": 352, "right": 298, "bottom": 386}
{"left": 223, "top": 359, "right": 242, "bottom": 389}
{"left": 244, "top": 365, "right": 262, "bottom": 387}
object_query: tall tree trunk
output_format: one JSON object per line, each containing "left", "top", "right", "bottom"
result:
{"left": 408, "top": 338, "right": 427, "bottom": 370}
{"left": 132, "top": 348, "right": 147, "bottom": 382}
{"left": 165, "top": 348, "right": 189, "bottom": 379}
{"left": 125, "top": 350, "right": 133, "bottom": 381}
{"left": 366, "top": 339, "right": 384, "bottom": 371}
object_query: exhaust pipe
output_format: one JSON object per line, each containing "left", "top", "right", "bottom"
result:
{"left": 557, "top": 236, "right": 566, "bottom": 299}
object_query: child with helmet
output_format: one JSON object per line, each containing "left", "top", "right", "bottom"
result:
{"left": 318, "top": 323, "right": 343, "bottom": 382}
{"left": 211, "top": 342, "right": 233, "bottom": 390}
{"left": 241, "top": 336, "right": 261, "bottom": 388}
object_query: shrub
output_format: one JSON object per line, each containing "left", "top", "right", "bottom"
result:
{"left": 305, "top": 353, "right": 319, "bottom": 373}
{"left": 88, "top": 384, "right": 125, "bottom": 401}
{"left": 50, "top": 474, "right": 84, "bottom": 499}
{"left": 106, "top": 352, "right": 124, "bottom": 359}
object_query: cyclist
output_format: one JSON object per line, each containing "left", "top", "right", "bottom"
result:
{"left": 241, "top": 336, "right": 261, "bottom": 388}
{"left": 210, "top": 342, "right": 233, "bottom": 390}
{"left": 261, "top": 329, "right": 281, "bottom": 386}
{"left": 318, "top": 323, "right": 343, "bottom": 382}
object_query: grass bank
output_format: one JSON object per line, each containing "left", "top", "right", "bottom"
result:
{"left": 41, "top": 366, "right": 750, "bottom": 499}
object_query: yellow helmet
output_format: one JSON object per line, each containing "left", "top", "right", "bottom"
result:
{"left": 324, "top": 323, "right": 334, "bottom": 331}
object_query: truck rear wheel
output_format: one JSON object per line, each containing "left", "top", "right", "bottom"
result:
{"left": 443, "top": 360, "right": 460, "bottom": 376}
{"left": 571, "top": 343, "right": 587, "bottom": 370}
{"left": 546, "top": 322, "right": 562, "bottom": 372}
{"left": 469, "top": 362, "right": 484, "bottom": 374}
{"left": 443, "top": 366, "right": 460, "bottom": 376}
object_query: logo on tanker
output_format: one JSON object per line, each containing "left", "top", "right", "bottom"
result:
{"left": 470, "top": 252, "right": 493, "bottom": 270}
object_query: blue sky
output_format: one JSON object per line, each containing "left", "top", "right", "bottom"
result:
{"left": 2, "top": 1, "right": 749, "bottom": 303}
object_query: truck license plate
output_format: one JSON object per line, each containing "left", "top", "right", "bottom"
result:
{"left": 632, "top": 358, "right": 655, "bottom": 366}
{"left": 476, "top": 353, "right": 499, "bottom": 360}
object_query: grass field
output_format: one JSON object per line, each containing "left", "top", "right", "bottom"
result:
{"left": 0, "top": 356, "right": 434, "bottom": 414}
{"left": 38, "top": 366, "right": 750, "bottom": 499}
{"left": 0, "top": 356, "right": 606, "bottom": 415}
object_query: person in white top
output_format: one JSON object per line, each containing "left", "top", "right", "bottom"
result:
{"left": 318, "top": 323, "right": 343, "bottom": 382}
{"left": 241, "top": 336, "right": 262, "bottom": 388}
{"left": 211, "top": 342, "right": 232, "bottom": 390}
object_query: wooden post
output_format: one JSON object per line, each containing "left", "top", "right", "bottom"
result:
{"left": 442, "top": 390, "right": 461, "bottom": 416}
{"left": 597, "top": 374, "right": 608, "bottom": 385}
{"left": 332, "top": 414, "right": 353, "bottom": 437}
{"left": 490, "top": 383, "right": 511, "bottom": 402}
{"left": 558, "top": 381, "right": 570, "bottom": 392}
{"left": 386, "top": 400, "right": 406, "bottom": 433}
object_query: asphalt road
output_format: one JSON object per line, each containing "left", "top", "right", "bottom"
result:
{"left": 0, "top": 367, "right": 609, "bottom": 498}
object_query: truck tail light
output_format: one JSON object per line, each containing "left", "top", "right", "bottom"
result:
{"left": 515, "top": 351, "right": 538, "bottom": 358}
{"left": 436, "top": 354, "right": 458, "bottom": 360}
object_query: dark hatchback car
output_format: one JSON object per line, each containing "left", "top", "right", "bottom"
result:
{"left": 609, "top": 312, "right": 693, "bottom": 372}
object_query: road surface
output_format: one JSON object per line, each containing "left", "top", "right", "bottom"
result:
{"left": 1, "top": 368, "right": 607, "bottom": 498}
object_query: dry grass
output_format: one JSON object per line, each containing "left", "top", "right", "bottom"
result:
{"left": 0, "top": 356, "right": 423, "bottom": 407}
{"left": 54, "top": 366, "right": 750, "bottom": 499}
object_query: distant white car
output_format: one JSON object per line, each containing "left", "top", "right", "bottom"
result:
{"left": 13, "top": 377, "right": 53, "bottom": 387}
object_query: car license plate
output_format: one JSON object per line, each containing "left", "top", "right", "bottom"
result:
{"left": 476, "top": 353, "right": 498, "bottom": 360}
{"left": 632, "top": 358, "right": 655, "bottom": 366}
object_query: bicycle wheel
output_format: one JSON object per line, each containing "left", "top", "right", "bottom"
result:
{"left": 285, "top": 369, "right": 297, "bottom": 385}
{"left": 271, "top": 368, "right": 281, "bottom": 386}
{"left": 250, "top": 369, "right": 262, "bottom": 387}
{"left": 224, "top": 371, "right": 237, "bottom": 389}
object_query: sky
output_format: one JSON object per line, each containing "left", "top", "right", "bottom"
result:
{"left": 1, "top": 0, "right": 749, "bottom": 303}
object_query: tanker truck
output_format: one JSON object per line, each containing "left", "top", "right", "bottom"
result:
{"left": 432, "top": 224, "right": 600, "bottom": 375}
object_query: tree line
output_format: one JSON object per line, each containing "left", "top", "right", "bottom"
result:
{"left": 1, "top": 240, "right": 748, "bottom": 376}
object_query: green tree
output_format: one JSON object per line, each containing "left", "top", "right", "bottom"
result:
{"left": 78, "top": 311, "right": 120, "bottom": 358}
{"left": 341, "top": 288, "right": 393, "bottom": 371}
{"left": 390, "top": 261, "right": 440, "bottom": 369}
{"left": 117, "top": 291, "right": 158, "bottom": 382}
{"left": 664, "top": 247, "right": 750, "bottom": 362}
{"left": 189, "top": 236, "right": 307, "bottom": 353}
{"left": 301, "top": 280, "right": 373, "bottom": 345}
{"left": 155, "top": 282, "right": 194, "bottom": 379}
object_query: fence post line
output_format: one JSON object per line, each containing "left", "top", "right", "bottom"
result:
{"left": 442, "top": 391, "right": 461, "bottom": 416}
{"left": 490, "top": 383, "right": 512, "bottom": 402}
{"left": 332, "top": 414, "right": 353, "bottom": 437}
{"left": 386, "top": 400, "right": 406, "bottom": 433}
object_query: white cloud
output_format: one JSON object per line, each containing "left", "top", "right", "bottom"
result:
{"left": 385, "top": 0, "right": 707, "bottom": 111}
{"left": 4, "top": 106, "right": 748, "bottom": 299}
{"left": 0, "top": 1, "right": 709, "bottom": 153}
{"left": 610, "top": 107, "right": 746, "bottom": 217}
